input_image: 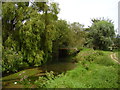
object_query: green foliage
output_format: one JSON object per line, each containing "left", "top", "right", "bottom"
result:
{"left": 31, "top": 49, "right": 120, "bottom": 88}
{"left": 34, "top": 76, "right": 48, "bottom": 88}
{"left": 2, "top": 47, "right": 28, "bottom": 73}
{"left": 34, "top": 71, "right": 56, "bottom": 88}
{"left": 2, "top": 1, "right": 60, "bottom": 72}
{"left": 19, "top": 13, "right": 45, "bottom": 66}
{"left": 43, "top": 50, "right": 120, "bottom": 88}
{"left": 2, "top": 3, "right": 117, "bottom": 87}
{"left": 52, "top": 20, "right": 70, "bottom": 60}
{"left": 94, "top": 52, "right": 116, "bottom": 66}
{"left": 83, "top": 51, "right": 105, "bottom": 62}
{"left": 52, "top": 21, "right": 86, "bottom": 60}
{"left": 44, "top": 63, "right": 119, "bottom": 88}
{"left": 69, "top": 22, "right": 86, "bottom": 48}
{"left": 53, "top": 20, "right": 70, "bottom": 48}
{"left": 87, "top": 18, "right": 115, "bottom": 50}
{"left": 75, "top": 48, "right": 115, "bottom": 66}
{"left": 2, "top": 1, "right": 119, "bottom": 88}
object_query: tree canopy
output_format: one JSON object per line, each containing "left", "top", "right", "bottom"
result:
{"left": 86, "top": 18, "right": 115, "bottom": 50}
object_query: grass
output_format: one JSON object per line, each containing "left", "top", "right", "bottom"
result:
{"left": 2, "top": 48, "right": 120, "bottom": 88}
{"left": 45, "top": 63, "right": 119, "bottom": 88}
{"left": 2, "top": 68, "right": 42, "bottom": 81}
{"left": 1, "top": 68, "right": 43, "bottom": 88}
{"left": 44, "top": 48, "right": 120, "bottom": 88}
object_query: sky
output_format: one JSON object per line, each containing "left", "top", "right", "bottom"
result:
{"left": 52, "top": 0, "right": 119, "bottom": 33}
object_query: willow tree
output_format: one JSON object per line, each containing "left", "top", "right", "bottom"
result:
{"left": 2, "top": 1, "right": 60, "bottom": 72}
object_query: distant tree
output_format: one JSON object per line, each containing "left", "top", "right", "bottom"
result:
{"left": 69, "top": 22, "right": 86, "bottom": 48}
{"left": 88, "top": 18, "right": 115, "bottom": 50}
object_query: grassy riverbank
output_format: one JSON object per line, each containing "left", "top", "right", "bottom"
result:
{"left": 44, "top": 49, "right": 120, "bottom": 88}
{"left": 1, "top": 55, "right": 77, "bottom": 88}
{"left": 2, "top": 48, "right": 120, "bottom": 88}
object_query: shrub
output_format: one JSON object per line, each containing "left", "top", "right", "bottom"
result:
{"left": 34, "top": 71, "right": 55, "bottom": 88}
{"left": 34, "top": 71, "right": 65, "bottom": 88}
{"left": 34, "top": 76, "right": 48, "bottom": 88}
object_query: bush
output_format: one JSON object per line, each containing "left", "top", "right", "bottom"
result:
{"left": 34, "top": 71, "right": 65, "bottom": 88}
{"left": 75, "top": 50, "right": 104, "bottom": 63}
{"left": 34, "top": 71, "right": 55, "bottom": 88}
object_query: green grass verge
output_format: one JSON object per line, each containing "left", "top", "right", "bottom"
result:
{"left": 45, "top": 63, "right": 119, "bottom": 88}
{"left": 44, "top": 49, "right": 120, "bottom": 88}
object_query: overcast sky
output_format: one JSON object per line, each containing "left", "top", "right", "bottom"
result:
{"left": 53, "top": 0, "right": 119, "bottom": 32}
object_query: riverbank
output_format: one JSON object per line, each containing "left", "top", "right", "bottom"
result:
{"left": 1, "top": 54, "right": 77, "bottom": 88}
{"left": 43, "top": 49, "right": 120, "bottom": 88}
{"left": 1, "top": 48, "right": 120, "bottom": 88}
